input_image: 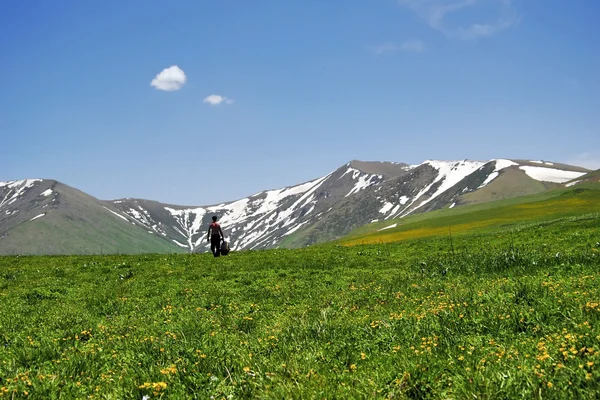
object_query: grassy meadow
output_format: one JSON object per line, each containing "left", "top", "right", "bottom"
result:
{"left": 340, "top": 185, "right": 600, "bottom": 246}
{"left": 1, "top": 187, "right": 600, "bottom": 399}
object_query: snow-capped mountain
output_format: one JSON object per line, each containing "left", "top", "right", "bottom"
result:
{"left": 109, "top": 159, "right": 589, "bottom": 252}
{"left": 109, "top": 161, "right": 410, "bottom": 252}
{"left": 0, "top": 159, "right": 591, "bottom": 255}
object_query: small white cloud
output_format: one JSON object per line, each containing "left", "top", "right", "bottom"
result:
{"left": 369, "top": 39, "right": 424, "bottom": 55}
{"left": 400, "top": 39, "right": 425, "bottom": 52}
{"left": 203, "top": 94, "right": 234, "bottom": 106}
{"left": 369, "top": 42, "right": 400, "bottom": 55}
{"left": 151, "top": 65, "right": 187, "bottom": 91}
{"left": 398, "top": 0, "right": 517, "bottom": 40}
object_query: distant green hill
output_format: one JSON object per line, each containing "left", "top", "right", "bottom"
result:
{"left": 0, "top": 181, "right": 184, "bottom": 255}
{"left": 337, "top": 183, "right": 600, "bottom": 246}
{"left": 0, "top": 209, "right": 183, "bottom": 255}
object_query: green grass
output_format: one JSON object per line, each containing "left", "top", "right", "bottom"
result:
{"left": 339, "top": 184, "right": 600, "bottom": 246}
{"left": 1, "top": 212, "right": 600, "bottom": 398}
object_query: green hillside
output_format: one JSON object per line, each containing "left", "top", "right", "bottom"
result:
{"left": 0, "top": 209, "right": 184, "bottom": 255}
{"left": 568, "top": 168, "right": 600, "bottom": 184}
{"left": 0, "top": 183, "right": 185, "bottom": 255}
{"left": 338, "top": 183, "right": 600, "bottom": 246}
{"left": 1, "top": 207, "right": 599, "bottom": 398}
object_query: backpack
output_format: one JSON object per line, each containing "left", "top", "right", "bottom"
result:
{"left": 220, "top": 240, "right": 230, "bottom": 256}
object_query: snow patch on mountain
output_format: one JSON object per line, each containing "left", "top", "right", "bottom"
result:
{"left": 102, "top": 206, "right": 129, "bottom": 222}
{"left": 129, "top": 206, "right": 156, "bottom": 227}
{"left": 379, "top": 196, "right": 410, "bottom": 217}
{"left": 0, "top": 179, "right": 42, "bottom": 189}
{"left": 340, "top": 166, "right": 361, "bottom": 180}
{"left": 495, "top": 159, "right": 519, "bottom": 170}
{"left": 144, "top": 173, "right": 334, "bottom": 252}
{"left": 283, "top": 220, "right": 310, "bottom": 236}
{"left": 532, "top": 160, "right": 554, "bottom": 166}
{"left": 478, "top": 159, "right": 518, "bottom": 188}
{"left": 265, "top": 174, "right": 331, "bottom": 226}
{"left": 1, "top": 179, "right": 43, "bottom": 212}
{"left": 221, "top": 198, "right": 251, "bottom": 222}
{"left": 346, "top": 174, "right": 382, "bottom": 197}
{"left": 399, "top": 160, "right": 485, "bottom": 217}
{"left": 379, "top": 223, "right": 397, "bottom": 231}
{"left": 165, "top": 207, "right": 207, "bottom": 249}
{"left": 388, "top": 204, "right": 401, "bottom": 218}
{"left": 519, "top": 166, "right": 586, "bottom": 183}
{"left": 479, "top": 173, "right": 498, "bottom": 188}
{"left": 379, "top": 202, "right": 394, "bottom": 214}
{"left": 338, "top": 166, "right": 387, "bottom": 197}
{"left": 172, "top": 239, "right": 187, "bottom": 248}
{"left": 29, "top": 213, "right": 45, "bottom": 221}
{"left": 251, "top": 178, "right": 317, "bottom": 215}
{"left": 422, "top": 160, "right": 486, "bottom": 202}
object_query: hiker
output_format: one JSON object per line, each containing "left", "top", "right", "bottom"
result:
{"left": 207, "top": 215, "right": 225, "bottom": 257}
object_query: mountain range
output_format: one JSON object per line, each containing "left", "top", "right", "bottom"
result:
{"left": 1, "top": 159, "right": 596, "bottom": 255}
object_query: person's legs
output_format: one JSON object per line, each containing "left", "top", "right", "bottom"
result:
{"left": 211, "top": 235, "right": 221, "bottom": 257}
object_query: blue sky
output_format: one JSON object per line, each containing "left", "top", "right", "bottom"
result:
{"left": 1, "top": 0, "right": 598, "bottom": 205}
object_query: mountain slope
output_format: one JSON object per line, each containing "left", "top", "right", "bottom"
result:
{"left": 277, "top": 159, "right": 589, "bottom": 247}
{"left": 109, "top": 161, "right": 413, "bottom": 252}
{"left": 109, "top": 159, "right": 589, "bottom": 252}
{"left": 0, "top": 180, "right": 184, "bottom": 255}
{"left": 1, "top": 158, "right": 590, "bottom": 255}
{"left": 336, "top": 183, "right": 600, "bottom": 246}
{"left": 565, "top": 168, "right": 600, "bottom": 186}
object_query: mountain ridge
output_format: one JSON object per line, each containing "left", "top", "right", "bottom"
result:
{"left": 0, "top": 158, "right": 592, "bottom": 255}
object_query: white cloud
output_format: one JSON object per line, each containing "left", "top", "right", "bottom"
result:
{"left": 398, "top": 0, "right": 517, "bottom": 40}
{"left": 370, "top": 42, "right": 400, "bottom": 55}
{"left": 400, "top": 38, "right": 425, "bottom": 52}
{"left": 203, "top": 94, "right": 234, "bottom": 106}
{"left": 369, "top": 39, "right": 424, "bottom": 55}
{"left": 151, "top": 65, "right": 187, "bottom": 91}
